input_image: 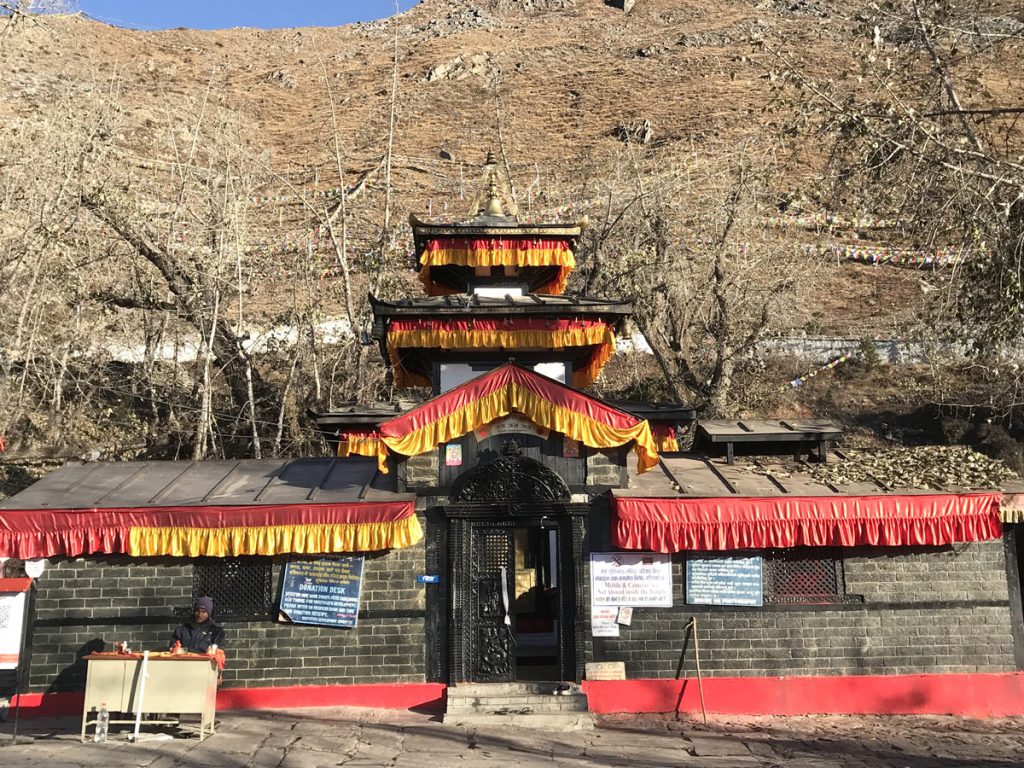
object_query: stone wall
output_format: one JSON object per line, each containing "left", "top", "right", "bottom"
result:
{"left": 589, "top": 541, "right": 1018, "bottom": 678}
{"left": 586, "top": 448, "right": 625, "bottom": 488}
{"left": 404, "top": 454, "right": 438, "bottom": 490}
{"left": 25, "top": 533, "right": 427, "bottom": 693}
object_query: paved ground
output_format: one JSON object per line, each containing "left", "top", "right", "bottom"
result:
{"left": 2, "top": 708, "right": 1024, "bottom": 767}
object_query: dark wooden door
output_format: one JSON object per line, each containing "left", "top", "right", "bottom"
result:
{"left": 470, "top": 526, "right": 516, "bottom": 682}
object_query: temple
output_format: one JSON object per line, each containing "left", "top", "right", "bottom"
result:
{"left": 3, "top": 155, "right": 1024, "bottom": 719}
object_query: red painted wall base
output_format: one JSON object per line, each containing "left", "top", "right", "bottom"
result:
{"left": 9, "top": 683, "right": 446, "bottom": 720}
{"left": 582, "top": 672, "right": 1024, "bottom": 718}
{"left": 10, "top": 673, "right": 1023, "bottom": 720}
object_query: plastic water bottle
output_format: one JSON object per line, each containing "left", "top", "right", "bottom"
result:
{"left": 94, "top": 703, "right": 109, "bottom": 743}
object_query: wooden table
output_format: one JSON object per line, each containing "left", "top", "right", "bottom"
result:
{"left": 695, "top": 419, "right": 844, "bottom": 465}
{"left": 80, "top": 653, "right": 218, "bottom": 742}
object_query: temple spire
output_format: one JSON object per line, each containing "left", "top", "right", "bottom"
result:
{"left": 472, "top": 148, "right": 509, "bottom": 218}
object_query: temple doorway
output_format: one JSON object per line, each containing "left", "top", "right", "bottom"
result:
{"left": 448, "top": 508, "right": 585, "bottom": 683}
{"left": 442, "top": 448, "right": 587, "bottom": 683}
{"left": 511, "top": 526, "right": 560, "bottom": 680}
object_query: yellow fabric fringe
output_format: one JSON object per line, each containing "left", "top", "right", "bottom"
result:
{"left": 419, "top": 244, "right": 576, "bottom": 269}
{"left": 337, "top": 436, "right": 383, "bottom": 459}
{"left": 1001, "top": 507, "right": 1024, "bottom": 523}
{"left": 387, "top": 326, "right": 616, "bottom": 389}
{"left": 654, "top": 434, "right": 680, "bottom": 452}
{"left": 378, "top": 382, "right": 659, "bottom": 475}
{"left": 417, "top": 242, "right": 575, "bottom": 296}
{"left": 128, "top": 517, "right": 424, "bottom": 557}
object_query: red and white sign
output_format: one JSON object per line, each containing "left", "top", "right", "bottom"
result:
{"left": 0, "top": 589, "right": 28, "bottom": 669}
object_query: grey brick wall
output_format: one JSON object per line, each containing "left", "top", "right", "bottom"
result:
{"left": 586, "top": 449, "right": 623, "bottom": 487}
{"left": 25, "top": 528, "right": 427, "bottom": 693}
{"left": 404, "top": 454, "right": 438, "bottom": 489}
{"left": 589, "top": 541, "right": 1017, "bottom": 678}
{"left": 844, "top": 542, "right": 1009, "bottom": 602}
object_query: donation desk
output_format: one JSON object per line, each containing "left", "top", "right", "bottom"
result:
{"left": 80, "top": 652, "right": 218, "bottom": 741}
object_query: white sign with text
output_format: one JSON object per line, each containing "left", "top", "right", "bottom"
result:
{"left": 590, "top": 606, "right": 620, "bottom": 637}
{"left": 590, "top": 552, "right": 673, "bottom": 607}
{"left": 0, "top": 592, "right": 27, "bottom": 670}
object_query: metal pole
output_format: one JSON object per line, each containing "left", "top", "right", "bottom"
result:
{"left": 131, "top": 651, "right": 150, "bottom": 742}
{"left": 689, "top": 617, "right": 708, "bottom": 726}
{"left": 9, "top": 584, "right": 32, "bottom": 745}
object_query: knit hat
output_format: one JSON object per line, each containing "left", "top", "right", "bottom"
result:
{"left": 194, "top": 596, "right": 214, "bottom": 616}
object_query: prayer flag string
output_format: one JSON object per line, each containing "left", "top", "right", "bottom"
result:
{"left": 781, "top": 353, "right": 852, "bottom": 391}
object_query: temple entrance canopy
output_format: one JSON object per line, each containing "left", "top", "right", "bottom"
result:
{"left": 370, "top": 362, "right": 661, "bottom": 476}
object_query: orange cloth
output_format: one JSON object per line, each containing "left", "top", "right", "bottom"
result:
{"left": 336, "top": 432, "right": 384, "bottom": 459}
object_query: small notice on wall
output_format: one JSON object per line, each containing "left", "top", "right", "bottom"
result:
{"left": 591, "top": 606, "right": 620, "bottom": 637}
{"left": 585, "top": 661, "right": 626, "bottom": 680}
{"left": 0, "top": 591, "right": 27, "bottom": 670}
{"left": 686, "top": 555, "right": 763, "bottom": 607}
{"left": 279, "top": 557, "right": 364, "bottom": 628}
{"left": 445, "top": 443, "right": 463, "bottom": 466}
{"left": 591, "top": 552, "right": 673, "bottom": 607}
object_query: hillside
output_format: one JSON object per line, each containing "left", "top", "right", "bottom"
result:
{"left": 1, "top": 0, "right": 1021, "bottom": 463}
{"left": 1, "top": 0, "right": 950, "bottom": 326}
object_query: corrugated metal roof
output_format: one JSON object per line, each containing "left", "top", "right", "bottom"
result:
{"left": 0, "top": 458, "right": 411, "bottom": 510}
{"left": 617, "top": 454, "right": 1024, "bottom": 499}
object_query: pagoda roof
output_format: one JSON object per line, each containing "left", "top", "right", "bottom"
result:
{"left": 308, "top": 403, "right": 406, "bottom": 431}
{"left": 410, "top": 212, "right": 584, "bottom": 240}
{"left": 370, "top": 293, "right": 631, "bottom": 318}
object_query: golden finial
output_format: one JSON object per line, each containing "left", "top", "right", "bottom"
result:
{"left": 484, "top": 173, "right": 504, "bottom": 216}
{"left": 479, "top": 148, "right": 504, "bottom": 216}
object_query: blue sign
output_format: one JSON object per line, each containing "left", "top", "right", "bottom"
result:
{"left": 686, "top": 556, "right": 763, "bottom": 607}
{"left": 279, "top": 557, "right": 364, "bottom": 628}
{"left": 416, "top": 575, "right": 441, "bottom": 584}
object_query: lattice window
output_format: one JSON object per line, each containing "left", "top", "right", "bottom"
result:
{"left": 192, "top": 557, "right": 273, "bottom": 620}
{"left": 763, "top": 548, "right": 845, "bottom": 604}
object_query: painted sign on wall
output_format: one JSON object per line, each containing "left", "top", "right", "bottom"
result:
{"left": 279, "top": 557, "right": 364, "bottom": 628}
{"left": 685, "top": 555, "right": 763, "bottom": 607}
{"left": 590, "top": 552, "right": 673, "bottom": 607}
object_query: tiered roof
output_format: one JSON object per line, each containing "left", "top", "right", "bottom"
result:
{"left": 371, "top": 152, "right": 625, "bottom": 389}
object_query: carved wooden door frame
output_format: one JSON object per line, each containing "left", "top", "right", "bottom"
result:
{"left": 445, "top": 502, "right": 588, "bottom": 684}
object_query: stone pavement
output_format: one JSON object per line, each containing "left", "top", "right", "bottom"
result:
{"left": 2, "top": 707, "right": 1024, "bottom": 767}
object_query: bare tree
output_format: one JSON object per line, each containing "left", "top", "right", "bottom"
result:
{"left": 578, "top": 150, "right": 814, "bottom": 415}
{"left": 768, "top": 1, "right": 1024, "bottom": 352}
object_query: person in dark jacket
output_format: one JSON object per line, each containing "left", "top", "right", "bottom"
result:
{"left": 170, "top": 596, "right": 225, "bottom": 654}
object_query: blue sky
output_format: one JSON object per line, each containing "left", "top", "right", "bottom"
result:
{"left": 76, "top": 1, "right": 420, "bottom": 30}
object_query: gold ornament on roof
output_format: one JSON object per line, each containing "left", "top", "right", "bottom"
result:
{"left": 483, "top": 172, "right": 505, "bottom": 216}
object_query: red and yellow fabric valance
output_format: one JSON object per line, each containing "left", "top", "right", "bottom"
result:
{"left": 376, "top": 363, "right": 659, "bottom": 474}
{"left": 387, "top": 318, "right": 616, "bottom": 389}
{"left": 612, "top": 492, "right": 1003, "bottom": 552}
{"left": 336, "top": 430, "right": 384, "bottom": 459}
{"left": 0, "top": 501, "right": 421, "bottom": 559}
{"left": 651, "top": 425, "right": 680, "bottom": 453}
{"left": 418, "top": 237, "right": 575, "bottom": 296}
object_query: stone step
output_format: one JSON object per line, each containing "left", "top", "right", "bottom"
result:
{"left": 447, "top": 693, "right": 589, "bottom": 708}
{"left": 446, "top": 696, "right": 589, "bottom": 714}
{"left": 443, "top": 711, "right": 595, "bottom": 730}
{"left": 447, "top": 681, "right": 581, "bottom": 697}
